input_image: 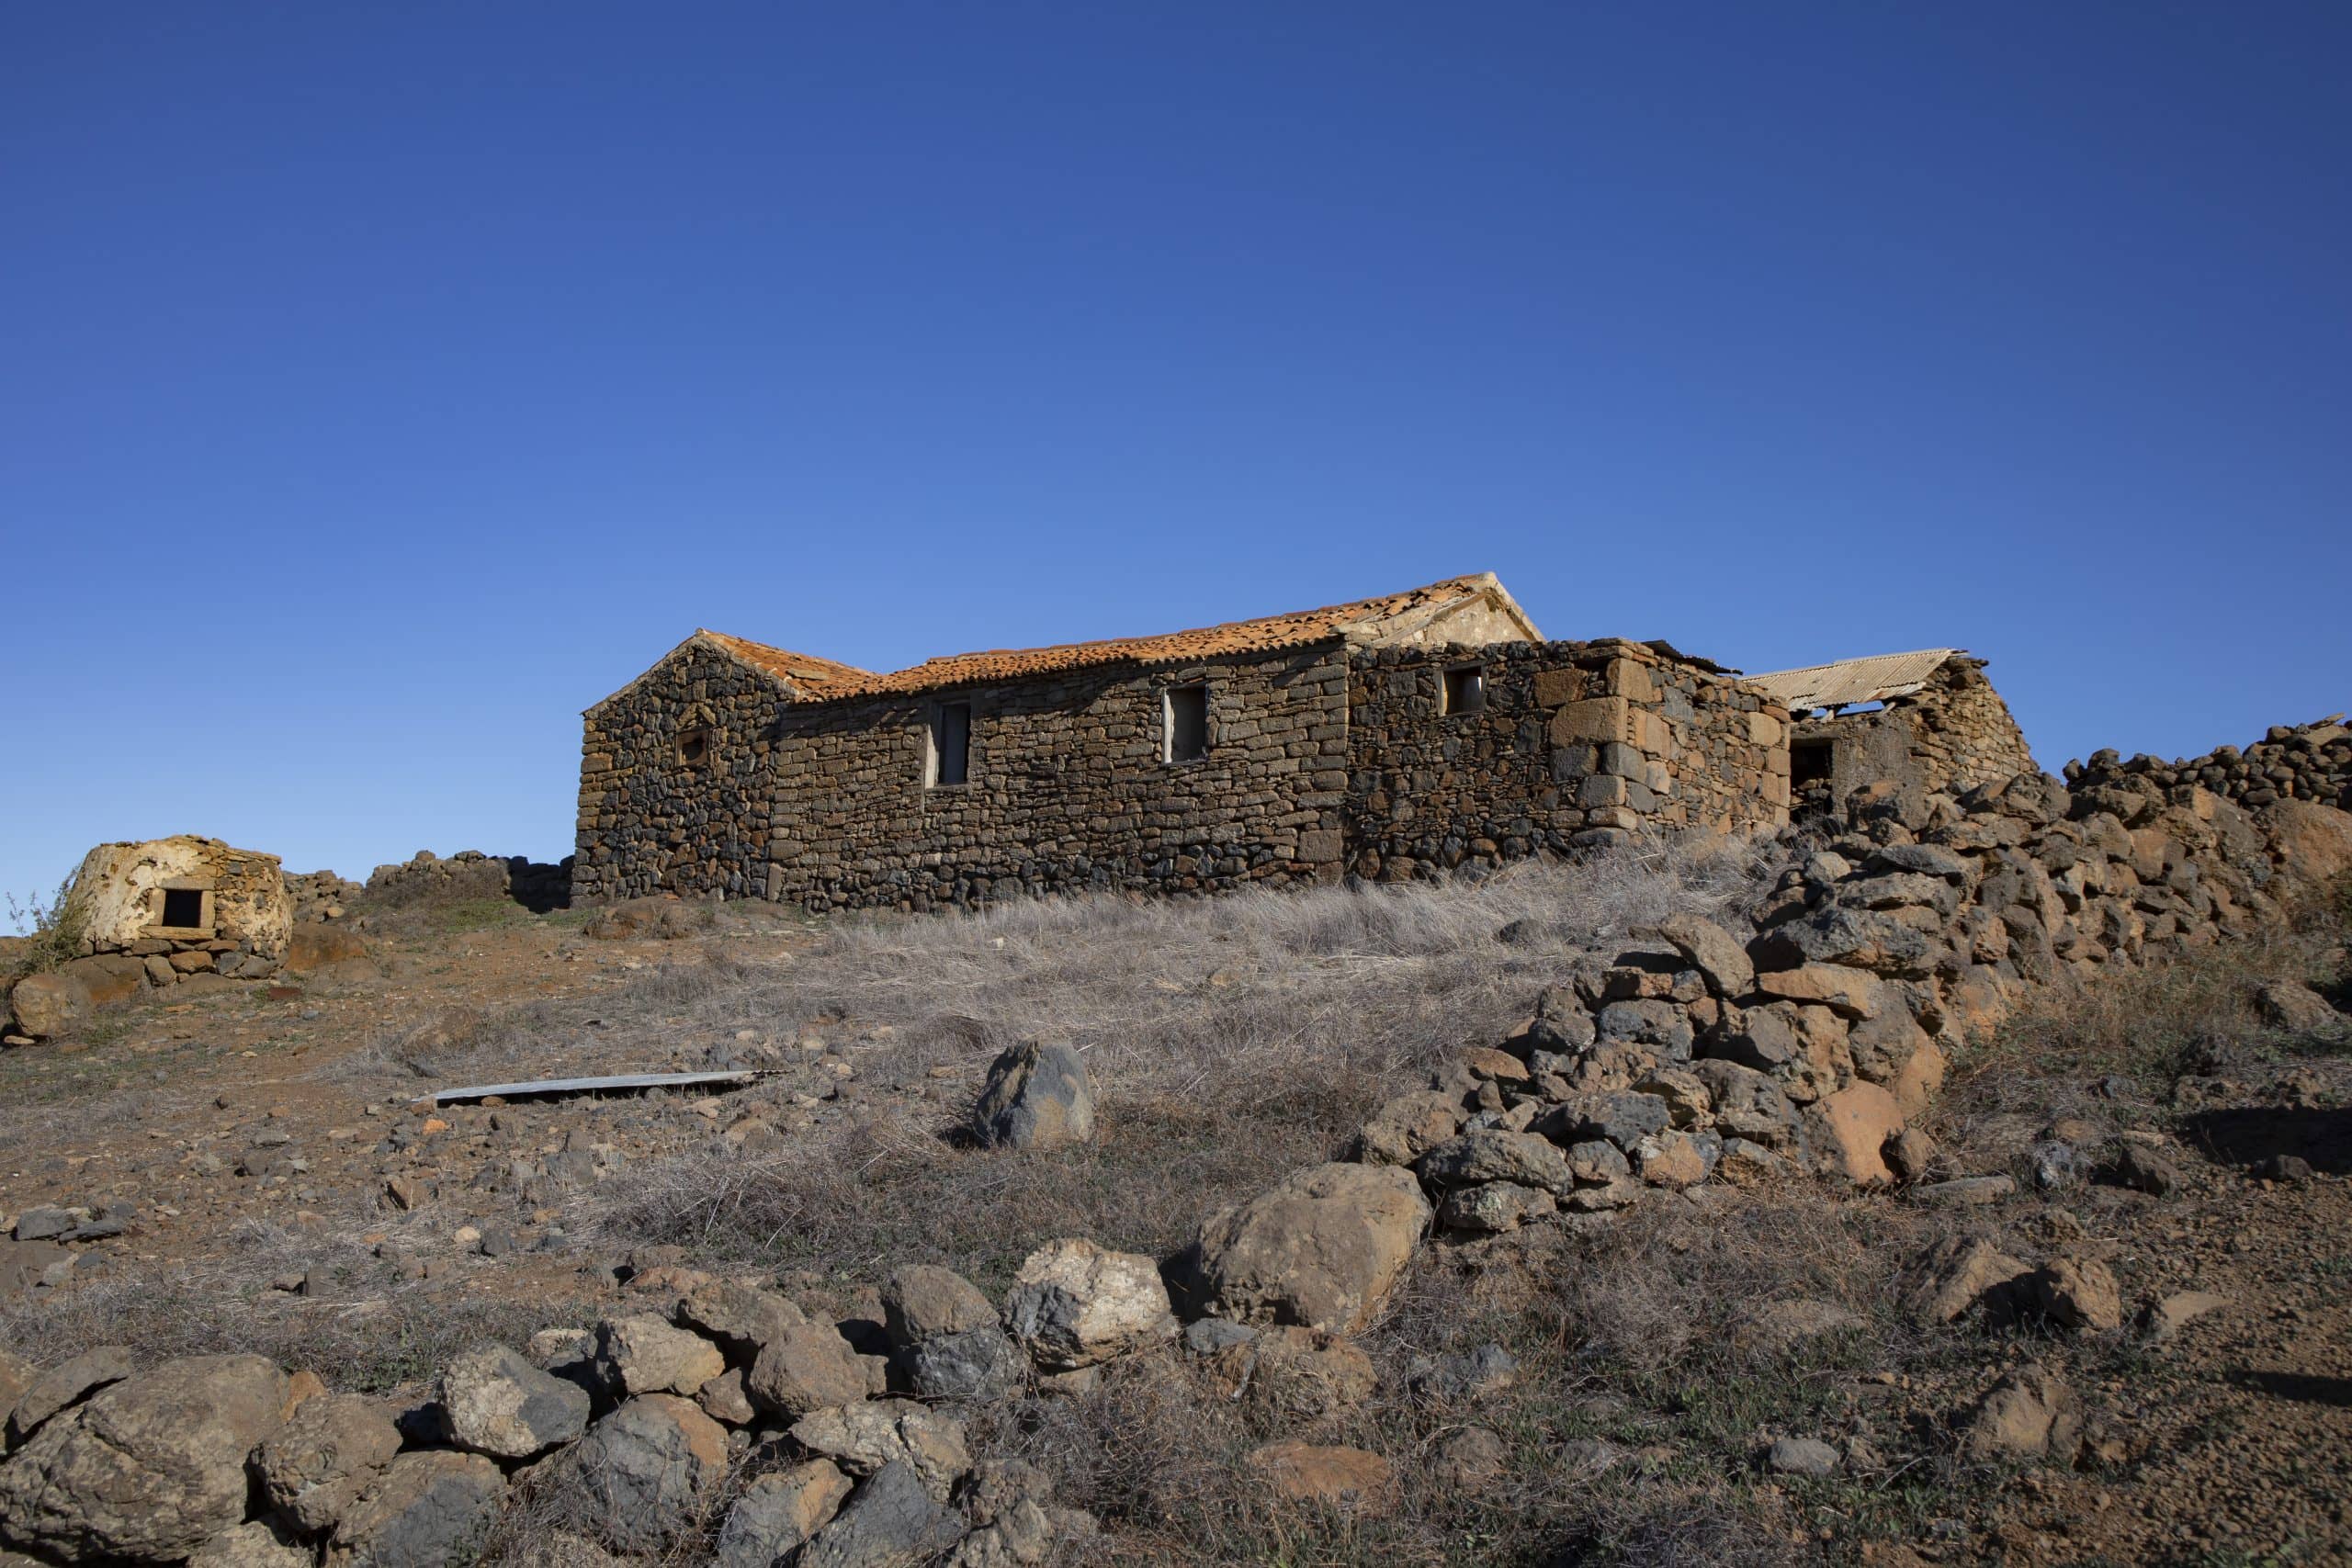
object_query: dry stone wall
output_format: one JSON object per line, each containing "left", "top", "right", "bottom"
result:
{"left": 574, "top": 643, "right": 783, "bottom": 903}
{"left": 1342, "top": 639, "right": 1789, "bottom": 881}
{"left": 764, "top": 647, "right": 1351, "bottom": 911}
{"left": 2065, "top": 716, "right": 2351, "bottom": 817}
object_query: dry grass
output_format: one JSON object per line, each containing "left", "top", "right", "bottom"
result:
{"left": 577, "top": 840, "right": 1781, "bottom": 1291}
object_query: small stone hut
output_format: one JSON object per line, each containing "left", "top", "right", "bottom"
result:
{"left": 574, "top": 574, "right": 1795, "bottom": 910}
{"left": 62, "top": 835, "right": 292, "bottom": 980}
{"left": 1746, "top": 649, "right": 2034, "bottom": 813}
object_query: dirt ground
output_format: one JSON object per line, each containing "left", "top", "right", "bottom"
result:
{"left": 2, "top": 879, "right": 2349, "bottom": 1566}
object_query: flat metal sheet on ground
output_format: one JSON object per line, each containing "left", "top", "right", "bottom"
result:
{"left": 425, "top": 1069, "right": 762, "bottom": 1103}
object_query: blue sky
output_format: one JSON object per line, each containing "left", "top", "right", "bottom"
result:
{"left": 4, "top": 4, "right": 2347, "bottom": 912}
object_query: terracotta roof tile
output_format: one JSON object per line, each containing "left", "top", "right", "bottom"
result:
{"left": 695, "top": 631, "right": 876, "bottom": 694}
{"left": 792, "top": 574, "right": 1530, "bottom": 701}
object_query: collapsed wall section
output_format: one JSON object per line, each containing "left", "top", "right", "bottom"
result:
{"left": 763, "top": 646, "right": 1351, "bottom": 911}
{"left": 1342, "top": 639, "right": 1790, "bottom": 881}
{"left": 1791, "top": 656, "right": 2035, "bottom": 814}
{"left": 572, "top": 641, "right": 781, "bottom": 902}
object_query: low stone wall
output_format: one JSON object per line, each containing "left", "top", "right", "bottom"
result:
{"left": 2065, "top": 716, "right": 2351, "bottom": 816}
{"left": 1342, "top": 639, "right": 1787, "bottom": 880}
{"left": 365, "top": 851, "right": 573, "bottom": 915}
{"left": 764, "top": 646, "right": 1351, "bottom": 911}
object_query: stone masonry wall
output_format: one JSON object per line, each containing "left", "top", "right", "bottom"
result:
{"left": 573, "top": 643, "right": 782, "bottom": 903}
{"left": 1794, "top": 657, "right": 2035, "bottom": 816}
{"left": 763, "top": 646, "right": 1351, "bottom": 911}
{"left": 1342, "top": 640, "right": 1790, "bottom": 881}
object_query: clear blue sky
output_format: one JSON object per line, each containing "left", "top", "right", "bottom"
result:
{"left": 5, "top": 4, "right": 2347, "bottom": 912}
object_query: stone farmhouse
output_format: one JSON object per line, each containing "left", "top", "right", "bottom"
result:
{"left": 572, "top": 575, "right": 2030, "bottom": 911}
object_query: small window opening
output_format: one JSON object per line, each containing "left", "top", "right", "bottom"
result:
{"left": 1164, "top": 685, "right": 1208, "bottom": 763}
{"left": 161, "top": 887, "right": 205, "bottom": 929}
{"left": 1791, "top": 739, "right": 1834, "bottom": 789}
{"left": 677, "top": 726, "right": 710, "bottom": 767}
{"left": 930, "top": 702, "right": 971, "bottom": 786}
{"left": 1442, "top": 664, "right": 1485, "bottom": 716}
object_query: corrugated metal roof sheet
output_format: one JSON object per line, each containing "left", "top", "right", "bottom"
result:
{"left": 1745, "top": 649, "right": 1963, "bottom": 711}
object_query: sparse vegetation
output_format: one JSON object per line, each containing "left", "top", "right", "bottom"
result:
{"left": 3, "top": 879, "right": 85, "bottom": 984}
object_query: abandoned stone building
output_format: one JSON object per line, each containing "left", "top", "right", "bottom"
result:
{"left": 572, "top": 576, "right": 2030, "bottom": 911}
{"left": 1744, "top": 649, "right": 2037, "bottom": 816}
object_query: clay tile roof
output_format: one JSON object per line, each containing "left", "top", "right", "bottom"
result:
{"left": 1746, "top": 649, "right": 1964, "bottom": 712}
{"left": 803, "top": 573, "right": 1535, "bottom": 701}
{"left": 695, "top": 630, "right": 875, "bottom": 694}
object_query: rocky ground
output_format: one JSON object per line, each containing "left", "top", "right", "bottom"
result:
{"left": 0, "top": 862, "right": 2347, "bottom": 1565}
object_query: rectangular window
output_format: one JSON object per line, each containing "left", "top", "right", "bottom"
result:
{"left": 1442, "top": 664, "right": 1486, "bottom": 716}
{"left": 1791, "top": 739, "right": 1834, "bottom": 789}
{"left": 1164, "top": 684, "right": 1208, "bottom": 763}
{"left": 160, "top": 887, "right": 206, "bottom": 929}
{"left": 929, "top": 702, "right": 971, "bottom": 786}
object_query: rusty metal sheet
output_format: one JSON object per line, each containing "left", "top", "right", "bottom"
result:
{"left": 1746, "top": 649, "right": 1962, "bottom": 712}
{"left": 421, "top": 1069, "right": 763, "bottom": 1105}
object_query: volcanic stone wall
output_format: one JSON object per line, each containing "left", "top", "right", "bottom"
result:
{"left": 2065, "top": 717, "right": 2351, "bottom": 817}
{"left": 763, "top": 646, "right": 1352, "bottom": 910}
{"left": 1793, "top": 657, "right": 2035, "bottom": 815}
{"left": 1341, "top": 639, "right": 1790, "bottom": 881}
{"left": 573, "top": 642, "right": 783, "bottom": 902}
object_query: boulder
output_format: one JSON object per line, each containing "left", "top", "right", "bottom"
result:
{"left": 676, "top": 1278, "right": 808, "bottom": 1359}
{"left": 1204, "top": 1327, "right": 1377, "bottom": 1420}
{"left": 881, "top": 1266, "right": 1023, "bottom": 1402}
{"left": 255, "top": 1392, "right": 403, "bottom": 1533}
{"left": 1538, "top": 1091, "right": 1670, "bottom": 1149}
{"left": 798, "top": 1460, "right": 967, "bottom": 1568}
{"left": 1002, "top": 1239, "right": 1175, "bottom": 1371}
{"left": 437, "top": 1344, "right": 590, "bottom": 1459}
{"left": 1178, "top": 1163, "right": 1429, "bottom": 1336}
{"left": 2254, "top": 979, "right": 2346, "bottom": 1035}
{"left": 2262, "top": 798, "right": 2352, "bottom": 884}
{"left": 1755, "top": 964, "right": 1886, "bottom": 1020}
{"left": 1689, "top": 1060, "right": 1800, "bottom": 1147}
{"left": 1749, "top": 906, "right": 1938, "bottom": 978}
{"left": 1766, "top": 1437, "right": 1840, "bottom": 1477}
{"left": 1242, "top": 1441, "right": 1393, "bottom": 1513}
{"left": 1416, "top": 1130, "right": 1576, "bottom": 1196}
{"left": 1652, "top": 914, "right": 1755, "bottom": 1000}
{"left": 0, "top": 1350, "right": 34, "bottom": 1433}
{"left": 5, "top": 972, "right": 89, "bottom": 1041}
{"left": 0, "top": 1354, "right": 288, "bottom": 1563}
{"left": 188, "top": 1517, "right": 311, "bottom": 1568}
{"left": 970, "top": 1042, "right": 1095, "bottom": 1151}
{"left": 595, "top": 1314, "right": 725, "bottom": 1396}
{"left": 1963, "top": 1364, "right": 2079, "bottom": 1462}
{"left": 326, "top": 1450, "right": 505, "bottom": 1567}
{"left": 1437, "top": 1181, "right": 1556, "bottom": 1234}
{"left": 714, "top": 1460, "right": 854, "bottom": 1568}
{"left": 1351, "top": 1089, "right": 1468, "bottom": 1167}
{"left": 5, "top": 1347, "right": 134, "bottom": 1448}
{"left": 552, "top": 1394, "right": 729, "bottom": 1554}
{"left": 745, "top": 1319, "right": 870, "bottom": 1418}
{"left": 1907, "top": 1235, "right": 2032, "bottom": 1324}
{"left": 2024, "top": 1255, "right": 2123, "bottom": 1332}
{"left": 787, "top": 1401, "right": 971, "bottom": 1501}
{"left": 1631, "top": 1130, "right": 1710, "bottom": 1189}
{"left": 1804, "top": 1083, "right": 1904, "bottom": 1187}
